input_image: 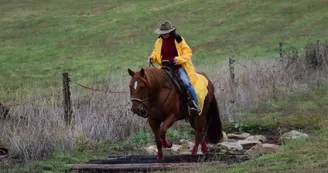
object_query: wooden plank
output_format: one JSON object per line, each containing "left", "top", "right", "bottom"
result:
{"left": 89, "top": 154, "right": 226, "bottom": 164}
{"left": 70, "top": 161, "right": 226, "bottom": 173}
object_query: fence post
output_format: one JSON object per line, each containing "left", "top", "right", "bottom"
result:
{"left": 62, "top": 72, "right": 73, "bottom": 125}
{"left": 229, "top": 57, "right": 235, "bottom": 85}
{"left": 317, "top": 40, "right": 320, "bottom": 53}
{"left": 279, "top": 42, "right": 284, "bottom": 61}
{"left": 228, "top": 57, "right": 236, "bottom": 104}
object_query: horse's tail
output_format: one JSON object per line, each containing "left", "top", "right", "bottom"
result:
{"left": 205, "top": 95, "right": 223, "bottom": 144}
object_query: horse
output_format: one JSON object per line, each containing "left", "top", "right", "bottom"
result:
{"left": 128, "top": 67, "right": 223, "bottom": 160}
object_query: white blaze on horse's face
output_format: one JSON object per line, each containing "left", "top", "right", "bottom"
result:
{"left": 134, "top": 81, "right": 138, "bottom": 90}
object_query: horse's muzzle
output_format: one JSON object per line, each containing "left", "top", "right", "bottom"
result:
{"left": 131, "top": 106, "right": 147, "bottom": 118}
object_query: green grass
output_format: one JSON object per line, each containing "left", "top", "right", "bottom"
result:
{"left": 222, "top": 84, "right": 328, "bottom": 132}
{"left": 1, "top": 0, "right": 328, "bottom": 100}
{"left": 1, "top": 0, "right": 328, "bottom": 172}
{"left": 193, "top": 128, "right": 328, "bottom": 173}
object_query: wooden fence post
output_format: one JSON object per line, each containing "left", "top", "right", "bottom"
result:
{"left": 229, "top": 57, "right": 235, "bottom": 85}
{"left": 279, "top": 42, "right": 284, "bottom": 61}
{"left": 228, "top": 57, "right": 236, "bottom": 104}
{"left": 317, "top": 40, "right": 320, "bottom": 52}
{"left": 62, "top": 72, "right": 73, "bottom": 125}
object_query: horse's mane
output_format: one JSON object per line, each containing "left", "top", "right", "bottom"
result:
{"left": 143, "top": 67, "right": 167, "bottom": 93}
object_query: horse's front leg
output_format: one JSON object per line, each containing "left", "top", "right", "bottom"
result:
{"left": 148, "top": 118, "right": 163, "bottom": 160}
{"left": 159, "top": 113, "right": 176, "bottom": 148}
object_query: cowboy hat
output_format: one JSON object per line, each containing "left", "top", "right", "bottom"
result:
{"left": 154, "top": 20, "right": 176, "bottom": 35}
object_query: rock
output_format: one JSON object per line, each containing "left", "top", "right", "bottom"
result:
{"left": 227, "top": 139, "right": 238, "bottom": 142}
{"left": 245, "top": 143, "right": 280, "bottom": 158}
{"left": 262, "top": 143, "right": 280, "bottom": 153}
{"left": 218, "top": 142, "right": 243, "bottom": 151}
{"left": 278, "top": 130, "right": 309, "bottom": 143}
{"left": 222, "top": 131, "right": 228, "bottom": 142}
{"left": 227, "top": 133, "right": 250, "bottom": 140}
{"left": 237, "top": 140, "right": 261, "bottom": 149}
{"left": 179, "top": 139, "right": 193, "bottom": 154}
{"left": 144, "top": 145, "right": 157, "bottom": 154}
{"left": 245, "top": 143, "right": 263, "bottom": 158}
{"left": 179, "top": 139, "right": 194, "bottom": 148}
{"left": 245, "top": 135, "right": 267, "bottom": 142}
{"left": 171, "top": 144, "right": 182, "bottom": 152}
{"left": 179, "top": 141, "right": 202, "bottom": 155}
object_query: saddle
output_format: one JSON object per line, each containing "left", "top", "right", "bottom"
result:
{"left": 161, "top": 60, "right": 195, "bottom": 116}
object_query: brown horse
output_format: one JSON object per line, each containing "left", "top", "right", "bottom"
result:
{"left": 128, "top": 67, "right": 223, "bottom": 160}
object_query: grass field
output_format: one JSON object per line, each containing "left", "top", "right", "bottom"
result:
{"left": 1, "top": 0, "right": 328, "bottom": 172}
{"left": 3, "top": 86, "right": 328, "bottom": 172}
{"left": 1, "top": 0, "right": 328, "bottom": 100}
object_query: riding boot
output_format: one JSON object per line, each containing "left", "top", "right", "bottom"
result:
{"left": 189, "top": 99, "right": 200, "bottom": 115}
{"left": 187, "top": 93, "right": 200, "bottom": 116}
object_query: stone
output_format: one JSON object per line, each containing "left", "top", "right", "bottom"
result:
{"left": 245, "top": 143, "right": 263, "bottom": 158}
{"left": 179, "top": 139, "right": 193, "bottom": 154}
{"left": 144, "top": 145, "right": 157, "bottom": 154}
{"left": 245, "top": 135, "right": 267, "bottom": 142}
{"left": 227, "top": 132, "right": 251, "bottom": 140}
{"left": 262, "top": 143, "right": 280, "bottom": 153}
{"left": 245, "top": 143, "right": 280, "bottom": 158}
{"left": 218, "top": 142, "right": 243, "bottom": 151}
{"left": 278, "top": 130, "right": 309, "bottom": 143}
{"left": 170, "top": 144, "right": 182, "bottom": 152}
{"left": 237, "top": 140, "right": 261, "bottom": 150}
{"left": 222, "top": 131, "right": 228, "bottom": 142}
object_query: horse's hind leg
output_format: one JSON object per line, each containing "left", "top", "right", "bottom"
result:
{"left": 159, "top": 113, "right": 176, "bottom": 148}
{"left": 190, "top": 117, "right": 208, "bottom": 155}
{"left": 189, "top": 117, "right": 202, "bottom": 155}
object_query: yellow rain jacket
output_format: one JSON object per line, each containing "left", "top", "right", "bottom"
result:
{"left": 150, "top": 35, "right": 208, "bottom": 114}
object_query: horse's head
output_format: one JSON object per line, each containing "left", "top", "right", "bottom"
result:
{"left": 128, "top": 68, "right": 149, "bottom": 118}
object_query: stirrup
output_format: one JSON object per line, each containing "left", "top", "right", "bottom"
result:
{"left": 188, "top": 100, "right": 200, "bottom": 116}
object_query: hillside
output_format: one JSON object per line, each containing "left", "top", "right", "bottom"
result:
{"left": 1, "top": 0, "right": 328, "bottom": 100}
{"left": 1, "top": 1, "right": 328, "bottom": 173}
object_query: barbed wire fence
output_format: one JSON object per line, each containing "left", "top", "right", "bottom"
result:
{"left": 0, "top": 73, "right": 132, "bottom": 125}
{"left": 2, "top": 40, "right": 324, "bottom": 124}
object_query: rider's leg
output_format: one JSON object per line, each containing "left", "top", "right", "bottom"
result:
{"left": 178, "top": 68, "right": 199, "bottom": 111}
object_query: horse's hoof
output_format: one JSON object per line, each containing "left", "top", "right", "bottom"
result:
{"left": 191, "top": 147, "right": 198, "bottom": 155}
{"left": 156, "top": 153, "right": 163, "bottom": 161}
{"left": 160, "top": 139, "right": 172, "bottom": 148}
{"left": 201, "top": 146, "right": 208, "bottom": 154}
{"left": 166, "top": 141, "right": 172, "bottom": 148}
{"left": 201, "top": 143, "right": 209, "bottom": 154}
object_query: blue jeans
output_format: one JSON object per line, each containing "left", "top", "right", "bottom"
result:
{"left": 178, "top": 68, "right": 199, "bottom": 106}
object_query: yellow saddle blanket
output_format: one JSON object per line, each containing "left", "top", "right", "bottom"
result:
{"left": 193, "top": 74, "right": 209, "bottom": 115}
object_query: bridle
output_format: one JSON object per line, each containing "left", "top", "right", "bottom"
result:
{"left": 130, "top": 67, "right": 173, "bottom": 117}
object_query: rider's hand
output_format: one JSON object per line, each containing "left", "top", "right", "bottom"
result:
{"left": 174, "top": 57, "right": 178, "bottom": 65}
{"left": 148, "top": 56, "right": 153, "bottom": 64}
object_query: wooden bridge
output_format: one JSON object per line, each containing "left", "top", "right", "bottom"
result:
{"left": 69, "top": 153, "right": 249, "bottom": 172}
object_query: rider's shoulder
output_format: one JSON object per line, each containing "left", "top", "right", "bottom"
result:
{"left": 173, "top": 34, "right": 183, "bottom": 43}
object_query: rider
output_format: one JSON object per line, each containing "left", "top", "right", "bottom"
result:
{"left": 148, "top": 20, "right": 200, "bottom": 114}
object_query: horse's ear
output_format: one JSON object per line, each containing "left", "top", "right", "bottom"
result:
{"left": 140, "top": 68, "right": 145, "bottom": 77}
{"left": 128, "top": 68, "right": 134, "bottom": 77}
